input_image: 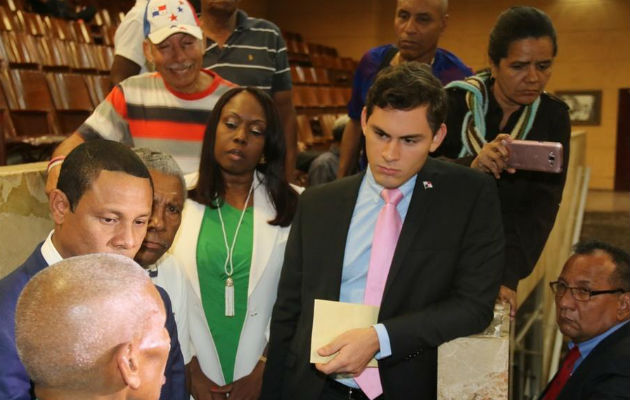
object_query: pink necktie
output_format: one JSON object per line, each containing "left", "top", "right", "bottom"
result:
{"left": 355, "top": 188, "right": 403, "bottom": 399}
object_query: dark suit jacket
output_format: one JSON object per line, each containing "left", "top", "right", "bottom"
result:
{"left": 0, "top": 243, "right": 188, "bottom": 400}
{"left": 261, "top": 158, "right": 505, "bottom": 399}
{"left": 540, "top": 323, "right": 630, "bottom": 400}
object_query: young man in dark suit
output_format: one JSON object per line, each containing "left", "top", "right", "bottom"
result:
{"left": 261, "top": 62, "right": 505, "bottom": 399}
{"left": 541, "top": 240, "right": 630, "bottom": 400}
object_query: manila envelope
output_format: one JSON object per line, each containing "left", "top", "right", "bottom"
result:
{"left": 310, "top": 299, "right": 380, "bottom": 367}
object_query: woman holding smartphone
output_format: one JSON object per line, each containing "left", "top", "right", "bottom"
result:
{"left": 435, "top": 6, "right": 570, "bottom": 315}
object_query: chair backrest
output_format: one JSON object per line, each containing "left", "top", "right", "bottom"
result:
{"left": 0, "top": 0, "right": 21, "bottom": 12}
{"left": 317, "top": 86, "right": 333, "bottom": 108}
{"left": 0, "top": 5, "right": 18, "bottom": 31}
{"left": 318, "top": 113, "right": 337, "bottom": 142}
{"left": 1, "top": 68, "right": 60, "bottom": 137}
{"left": 46, "top": 72, "right": 93, "bottom": 133}
{"left": 93, "top": 44, "right": 114, "bottom": 73}
{"left": 290, "top": 65, "right": 303, "bottom": 85}
{"left": 0, "top": 75, "right": 15, "bottom": 164}
{"left": 292, "top": 65, "right": 316, "bottom": 85}
{"left": 71, "top": 19, "right": 93, "bottom": 44}
{"left": 101, "top": 25, "right": 117, "bottom": 47}
{"left": 83, "top": 74, "right": 113, "bottom": 107}
{"left": 313, "top": 67, "right": 330, "bottom": 86}
{"left": 330, "top": 87, "right": 347, "bottom": 108}
{"left": 296, "top": 86, "right": 319, "bottom": 108}
{"left": 67, "top": 41, "right": 99, "bottom": 73}
{"left": 45, "top": 16, "right": 76, "bottom": 41}
{"left": 296, "top": 114, "right": 314, "bottom": 146}
{"left": 35, "top": 36, "right": 71, "bottom": 71}
{"left": 96, "top": 8, "right": 113, "bottom": 27}
{"left": 15, "top": 11, "right": 46, "bottom": 36}
{"left": 101, "top": 25, "right": 116, "bottom": 47}
{"left": 0, "top": 31, "right": 40, "bottom": 69}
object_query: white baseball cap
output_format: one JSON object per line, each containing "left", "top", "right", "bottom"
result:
{"left": 144, "top": 0, "right": 203, "bottom": 44}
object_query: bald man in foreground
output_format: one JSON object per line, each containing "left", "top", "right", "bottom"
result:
{"left": 15, "top": 254, "right": 171, "bottom": 400}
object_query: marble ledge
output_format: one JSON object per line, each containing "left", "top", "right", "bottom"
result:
{"left": 437, "top": 304, "right": 510, "bottom": 400}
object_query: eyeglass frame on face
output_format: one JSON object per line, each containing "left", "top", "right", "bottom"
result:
{"left": 549, "top": 280, "right": 628, "bottom": 302}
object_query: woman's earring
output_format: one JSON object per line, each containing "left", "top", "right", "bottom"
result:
{"left": 258, "top": 154, "right": 266, "bottom": 165}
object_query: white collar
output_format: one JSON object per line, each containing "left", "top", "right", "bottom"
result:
{"left": 40, "top": 230, "right": 64, "bottom": 266}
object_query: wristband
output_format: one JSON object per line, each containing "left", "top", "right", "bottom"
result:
{"left": 47, "top": 156, "right": 65, "bottom": 173}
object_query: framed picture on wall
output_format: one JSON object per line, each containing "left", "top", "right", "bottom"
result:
{"left": 555, "top": 90, "right": 602, "bottom": 125}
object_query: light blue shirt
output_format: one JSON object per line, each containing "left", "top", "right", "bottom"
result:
{"left": 569, "top": 320, "right": 629, "bottom": 372}
{"left": 336, "top": 167, "right": 416, "bottom": 386}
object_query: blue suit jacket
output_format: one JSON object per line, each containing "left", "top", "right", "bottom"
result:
{"left": 0, "top": 243, "right": 188, "bottom": 400}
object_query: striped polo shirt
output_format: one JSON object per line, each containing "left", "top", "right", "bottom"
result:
{"left": 202, "top": 10, "right": 292, "bottom": 94}
{"left": 79, "top": 69, "right": 234, "bottom": 173}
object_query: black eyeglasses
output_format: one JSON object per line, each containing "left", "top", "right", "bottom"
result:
{"left": 549, "top": 281, "right": 627, "bottom": 302}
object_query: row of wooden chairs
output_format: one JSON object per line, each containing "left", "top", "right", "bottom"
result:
{"left": 291, "top": 65, "right": 333, "bottom": 86}
{"left": 284, "top": 32, "right": 339, "bottom": 57}
{"left": 292, "top": 85, "right": 351, "bottom": 113}
{"left": 283, "top": 30, "right": 357, "bottom": 72}
{"left": 0, "top": 31, "right": 114, "bottom": 74}
{"left": 0, "top": 68, "right": 112, "bottom": 164}
{"left": 0, "top": 6, "right": 116, "bottom": 46}
{"left": 290, "top": 64, "right": 354, "bottom": 87}
{"left": 288, "top": 43, "right": 357, "bottom": 72}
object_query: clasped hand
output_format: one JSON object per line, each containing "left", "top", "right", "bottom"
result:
{"left": 315, "top": 327, "right": 380, "bottom": 376}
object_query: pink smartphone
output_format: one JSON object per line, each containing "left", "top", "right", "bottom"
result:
{"left": 504, "top": 139, "right": 564, "bottom": 173}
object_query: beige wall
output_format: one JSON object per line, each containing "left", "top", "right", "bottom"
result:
{"left": 250, "top": 0, "right": 629, "bottom": 189}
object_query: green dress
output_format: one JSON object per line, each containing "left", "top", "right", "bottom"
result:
{"left": 196, "top": 203, "right": 253, "bottom": 384}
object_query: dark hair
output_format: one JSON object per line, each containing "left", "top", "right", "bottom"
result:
{"left": 365, "top": 62, "right": 447, "bottom": 134}
{"left": 191, "top": 87, "right": 298, "bottom": 227}
{"left": 488, "top": 6, "right": 557, "bottom": 66}
{"left": 573, "top": 240, "right": 630, "bottom": 292}
{"left": 57, "top": 140, "right": 152, "bottom": 211}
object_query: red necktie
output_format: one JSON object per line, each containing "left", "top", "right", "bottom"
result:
{"left": 543, "top": 346, "right": 581, "bottom": 400}
{"left": 355, "top": 188, "right": 403, "bottom": 400}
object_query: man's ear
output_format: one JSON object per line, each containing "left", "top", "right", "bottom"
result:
{"left": 117, "top": 342, "right": 141, "bottom": 390}
{"left": 429, "top": 123, "right": 447, "bottom": 152}
{"left": 440, "top": 12, "right": 448, "bottom": 34}
{"left": 49, "top": 189, "right": 71, "bottom": 225}
{"left": 142, "top": 40, "right": 153, "bottom": 63}
{"left": 360, "top": 107, "right": 368, "bottom": 137}
{"left": 617, "top": 292, "right": 630, "bottom": 321}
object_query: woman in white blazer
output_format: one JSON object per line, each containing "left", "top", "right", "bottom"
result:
{"left": 169, "top": 87, "right": 300, "bottom": 400}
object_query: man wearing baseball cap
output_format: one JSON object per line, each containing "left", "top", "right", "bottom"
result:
{"left": 46, "top": 0, "right": 234, "bottom": 193}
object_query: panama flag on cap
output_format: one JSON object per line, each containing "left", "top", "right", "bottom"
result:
{"left": 152, "top": 4, "right": 168, "bottom": 17}
{"left": 145, "top": 0, "right": 203, "bottom": 44}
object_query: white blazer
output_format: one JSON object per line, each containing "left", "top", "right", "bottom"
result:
{"left": 169, "top": 172, "right": 300, "bottom": 385}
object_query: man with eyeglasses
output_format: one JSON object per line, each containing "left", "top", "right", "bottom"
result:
{"left": 541, "top": 240, "right": 630, "bottom": 400}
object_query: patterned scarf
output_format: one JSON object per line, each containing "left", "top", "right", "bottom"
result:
{"left": 445, "top": 71, "right": 540, "bottom": 157}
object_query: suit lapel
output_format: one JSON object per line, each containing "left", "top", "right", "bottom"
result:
{"left": 249, "top": 173, "right": 279, "bottom": 296}
{"left": 383, "top": 159, "right": 440, "bottom": 301}
{"left": 556, "top": 323, "right": 630, "bottom": 399}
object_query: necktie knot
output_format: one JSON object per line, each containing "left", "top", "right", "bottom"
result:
{"left": 381, "top": 188, "right": 403, "bottom": 206}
